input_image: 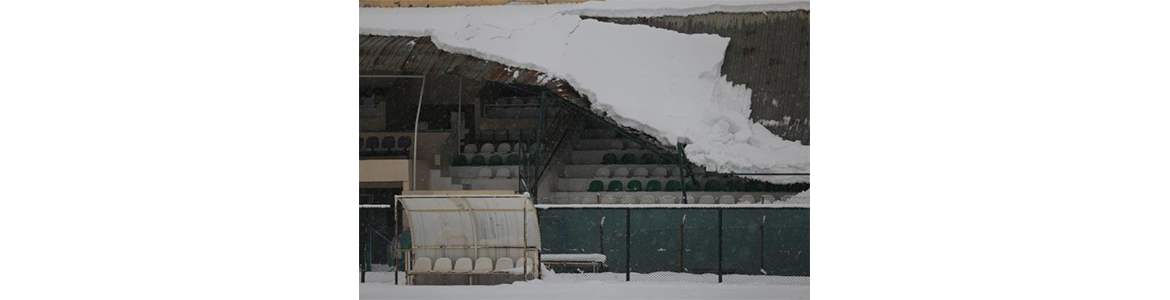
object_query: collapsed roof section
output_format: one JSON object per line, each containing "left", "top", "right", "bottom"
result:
{"left": 360, "top": 1, "right": 810, "bottom": 183}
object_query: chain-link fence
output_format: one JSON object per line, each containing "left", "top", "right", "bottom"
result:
{"left": 360, "top": 204, "right": 810, "bottom": 286}
{"left": 536, "top": 205, "right": 809, "bottom": 285}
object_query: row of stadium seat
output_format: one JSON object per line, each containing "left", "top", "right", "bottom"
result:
{"left": 360, "top": 136, "right": 412, "bottom": 156}
{"left": 462, "top": 143, "right": 530, "bottom": 154}
{"left": 477, "top": 129, "right": 535, "bottom": 143}
{"left": 472, "top": 167, "right": 513, "bottom": 179}
{"left": 483, "top": 97, "right": 542, "bottom": 106}
{"left": 411, "top": 257, "right": 534, "bottom": 273}
{"left": 584, "top": 179, "right": 788, "bottom": 192}
{"left": 548, "top": 194, "right": 788, "bottom": 205}
{"left": 587, "top": 180, "right": 692, "bottom": 192}
{"left": 598, "top": 153, "right": 674, "bottom": 165}
{"left": 452, "top": 154, "right": 522, "bottom": 166}
{"left": 595, "top": 166, "right": 673, "bottom": 178}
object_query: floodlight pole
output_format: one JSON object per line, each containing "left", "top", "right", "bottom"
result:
{"left": 411, "top": 76, "right": 426, "bottom": 191}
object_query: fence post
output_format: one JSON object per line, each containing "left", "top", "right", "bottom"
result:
{"left": 626, "top": 208, "right": 631, "bottom": 282}
{"left": 677, "top": 142, "right": 686, "bottom": 204}
{"left": 599, "top": 216, "right": 606, "bottom": 257}
{"left": 718, "top": 208, "right": 723, "bottom": 283}
{"left": 679, "top": 214, "right": 686, "bottom": 272}
{"left": 393, "top": 202, "right": 399, "bottom": 285}
{"left": 760, "top": 215, "right": 766, "bottom": 275}
{"left": 365, "top": 218, "right": 372, "bottom": 283}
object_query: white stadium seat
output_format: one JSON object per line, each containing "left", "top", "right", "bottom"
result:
{"left": 413, "top": 257, "right": 432, "bottom": 272}
{"left": 633, "top": 167, "right": 649, "bottom": 178}
{"left": 638, "top": 195, "right": 656, "bottom": 204}
{"left": 480, "top": 143, "right": 495, "bottom": 153}
{"left": 761, "top": 195, "right": 777, "bottom": 204}
{"left": 699, "top": 195, "right": 716, "bottom": 204}
{"left": 719, "top": 195, "right": 736, "bottom": 204}
{"left": 620, "top": 195, "right": 637, "bottom": 204}
{"left": 494, "top": 258, "right": 514, "bottom": 271}
{"left": 738, "top": 195, "right": 756, "bottom": 204}
{"left": 473, "top": 258, "right": 494, "bottom": 273}
{"left": 658, "top": 195, "right": 677, "bottom": 204}
{"left": 669, "top": 168, "right": 682, "bottom": 177}
{"left": 595, "top": 167, "right": 611, "bottom": 178}
{"left": 613, "top": 167, "right": 630, "bottom": 178}
{"left": 515, "top": 258, "right": 529, "bottom": 272}
{"left": 652, "top": 167, "right": 668, "bottom": 177}
{"left": 433, "top": 258, "right": 453, "bottom": 272}
{"left": 478, "top": 168, "right": 493, "bottom": 179}
{"left": 453, "top": 258, "right": 473, "bottom": 273}
{"left": 496, "top": 167, "right": 512, "bottom": 179}
{"left": 600, "top": 195, "right": 619, "bottom": 204}
{"left": 463, "top": 144, "right": 478, "bottom": 154}
{"left": 497, "top": 143, "right": 512, "bottom": 153}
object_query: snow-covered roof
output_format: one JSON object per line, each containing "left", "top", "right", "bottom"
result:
{"left": 360, "top": 0, "right": 811, "bottom": 183}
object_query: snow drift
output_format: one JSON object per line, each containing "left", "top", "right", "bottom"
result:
{"left": 360, "top": 1, "right": 810, "bottom": 183}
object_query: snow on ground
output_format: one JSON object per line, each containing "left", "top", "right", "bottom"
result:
{"left": 360, "top": 1, "right": 811, "bottom": 184}
{"left": 362, "top": 271, "right": 809, "bottom": 299}
{"left": 361, "top": 281, "right": 808, "bottom": 300}
{"left": 542, "top": 253, "right": 607, "bottom": 263}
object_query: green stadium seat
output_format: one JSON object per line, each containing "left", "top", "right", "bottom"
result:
{"left": 639, "top": 154, "right": 657, "bottom": 164}
{"left": 488, "top": 155, "right": 504, "bottom": 166}
{"left": 506, "top": 154, "right": 520, "bottom": 165}
{"left": 704, "top": 181, "right": 723, "bottom": 192}
{"left": 685, "top": 180, "right": 700, "bottom": 192}
{"left": 626, "top": 180, "right": 642, "bottom": 192}
{"left": 724, "top": 181, "right": 742, "bottom": 192}
{"left": 588, "top": 180, "right": 605, "bottom": 192}
{"left": 665, "top": 180, "right": 681, "bottom": 192}
{"left": 620, "top": 153, "right": 637, "bottom": 164}
{"left": 645, "top": 180, "right": 662, "bottom": 192}
{"left": 745, "top": 181, "right": 762, "bottom": 192}
{"left": 607, "top": 180, "right": 624, "bottom": 192}
{"left": 602, "top": 153, "right": 619, "bottom": 165}
{"left": 452, "top": 155, "right": 468, "bottom": 167}
{"left": 471, "top": 155, "right": 486, "bottom": 166}
{"left": 659, "top": 156, "right": 675, "bottom": 165}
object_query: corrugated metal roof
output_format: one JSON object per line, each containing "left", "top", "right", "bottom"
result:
{"left": 588, "top": 11, "right": 811, "bottom": 145}
{"left": 397, "top": 195, "right": 540, "bottom": 262}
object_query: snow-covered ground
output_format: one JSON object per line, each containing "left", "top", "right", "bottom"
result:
{"left": 360, "top": 0, "right": 811, "bottom": 183}
{"left": 360, "top": 280, "right": 809, "bottom": 299}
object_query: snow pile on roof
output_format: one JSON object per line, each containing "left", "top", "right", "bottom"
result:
{"left": 564, "top": 0, "right": 810, "bottom": 18}
{"left": 360, "top": 1, "right": 810, "bottom": 183}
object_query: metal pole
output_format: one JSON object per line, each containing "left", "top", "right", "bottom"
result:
{"left": 411, "top": 76, "right": 426, "bottom": 191}
{"left": 534, "top": 93, "right": 545, "bottom": 202}
{"left": 458, "top": 76, "right": 462, "bottom": 144}
{"left": 718, "top": 208, "right": 723, "bottom": 283}
{"left": 523, "top": 203, "right": 529, "bottom": 281}
{"left": 625, "top": 208, "right": 631, "bottom": 282}
{"left": 677, "top": 142, "right": 686, "bottom": 204}
{"left": 365, "top": 216, "right": 372, "bottom": 283}
{"left": 392, "top": 199, "right": 398, "bottom": 285}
